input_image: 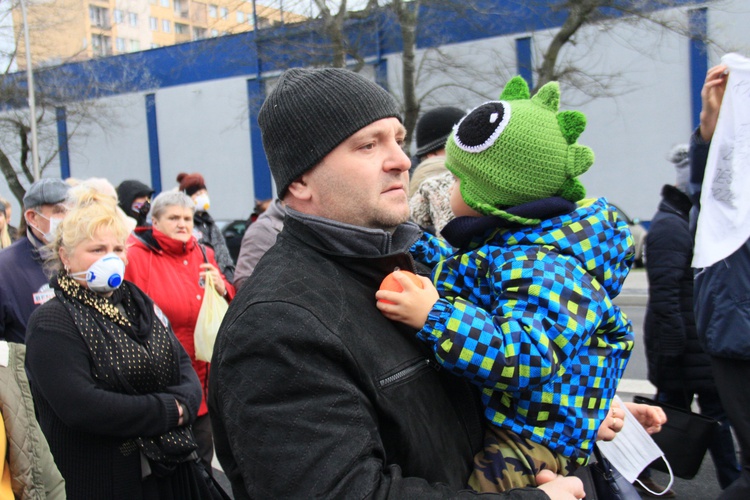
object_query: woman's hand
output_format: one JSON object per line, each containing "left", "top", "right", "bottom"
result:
{"left": 624, "top": 401, "right": 667, "bottom": 435}
{"left": 700, "top": 64, "right": 729, "bottom": 142}
{"left": 176, "top": 399, "right": 184, "bottom": 426}
{"left": 200, "top": 263, "right": 226, "bottom": 296}
{"left": 597, "top": 401, "right": 626, "bottom": 441}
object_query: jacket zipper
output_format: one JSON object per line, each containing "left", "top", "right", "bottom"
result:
{"left": 379, "top": 358, "right": 431, "bottom": 388}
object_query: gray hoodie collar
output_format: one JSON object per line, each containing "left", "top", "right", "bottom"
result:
{"left": 285, "top": 208, "right": 421, "bottom": 256}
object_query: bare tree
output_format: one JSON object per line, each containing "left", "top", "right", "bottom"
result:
{"left": 0, "top": 58, "right": 156, "bottom": 208}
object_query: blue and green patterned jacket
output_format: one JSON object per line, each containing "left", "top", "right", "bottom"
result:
{"left": 417, "top": 197, "right": 635, "bottom": 464}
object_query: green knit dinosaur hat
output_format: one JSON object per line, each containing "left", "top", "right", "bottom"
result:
{"left": 445, "top": 76, "right": 594, "bottom": 224}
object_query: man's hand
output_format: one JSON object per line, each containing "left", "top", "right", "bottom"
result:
{"left": 699, "top": 64, "right": 729, "bottom": 142}
{"left": 536, "top": 469, "right": 585, "bottom": 499}
{"left": 375, "top": 271, "right": 439, "bottom": 329}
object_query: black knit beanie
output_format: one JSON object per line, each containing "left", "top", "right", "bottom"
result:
{"left": 415, "top": 106, "right": 466, "bottom": 158}
{"left": 258, "top": 67, "right": 402, "bottom": 196}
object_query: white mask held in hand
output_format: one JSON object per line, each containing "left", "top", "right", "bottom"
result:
{"left": 194, "top": 194, "right": 210, "bottom": 212}
{"left": 596, "top": 396, "right": 674, "bottom": 495}
{"left": 69, "top": 253, "right": 125, "bottom": 293}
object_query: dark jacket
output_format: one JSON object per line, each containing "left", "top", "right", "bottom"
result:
{"left": 690, "top": 129, "right": 750, "bottom": 360}
{"left": 209, "top": 210, "right": 546, "bottom": 499}
{"left": 193, "top": 211, "right": 235, "bottom": 282}
{"left": 0, "top": 234, "right": 54, "bottom": 344}
{"left": 644, "top": 184, "right": 714, "bottom": 390}
{"left": 26, "top": 281, "right": 202, "bottom": 499}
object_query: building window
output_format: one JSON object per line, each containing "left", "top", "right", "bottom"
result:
{"left": 113, "top": 9, "right": 123, "bottom": 24}
{"left": 193, "top": 27, "right": 207, "bottom": 39}
{"left": 210, "top": 29, "right": 218, "bottom": 37}
{"left": 162, "top": 19, "right": 171, "bottom": 32}
{"left": 91, "top": 34, "right": 112, "bottom": 56}
{"left": 130, "top": 39, "right": 141, "bottom": 52}
{"left": 220, "top": 7, "right": 228, "bottom": 20}
{"left": 129, "top": 12, "right": 138, "bottom": 26}
{"left": 209, "top": 5, "right": 217, "bottom": 18}
{"left": 174, "top": 0, "right": 188, "bottom": 18}
{"left": 236, "top": 11, "right": 244, "bottom": 23}
{"left": 89, "top": 6, "right": 110, "bottom": 28}
{"left": 151, "top": 43, "right": 161, "bottom": 49}
{"left": 116, "top": 37, "right": 126, "bottom": 52}
{"left": 149, "top": 17, "right": 158, "bottom": 31}
{"left": 175, "top": 23, "right": 188, "bottom": 34}
{"left": 160, "top": 0, "right": 170, "bottom": 7}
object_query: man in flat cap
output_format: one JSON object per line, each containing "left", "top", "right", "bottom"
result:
{"left": 0, "top": 178, "right": 70, "bottom": 343}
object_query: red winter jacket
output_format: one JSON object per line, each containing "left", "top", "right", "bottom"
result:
{"left": 125, "top": 228, "right": 235, "bottom": 416}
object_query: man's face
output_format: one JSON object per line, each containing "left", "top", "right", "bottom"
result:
{"left": 298, "top": 118, "right": 411, "bottom": 231}
{"left": 25, "top": 203, "right": 68, "bottom": 241}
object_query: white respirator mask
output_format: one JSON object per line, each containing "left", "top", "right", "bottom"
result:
{"left": 193, "top": 194, "right": 210, "bottom": 212}
{"left": 69, "top": 253, "right": 125, "bottom": 293}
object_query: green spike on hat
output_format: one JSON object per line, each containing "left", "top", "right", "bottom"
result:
{"left": 445, "top": 76, "right": 594, "bottom": 224}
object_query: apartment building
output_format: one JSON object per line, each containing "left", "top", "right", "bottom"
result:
{"left": 12, "top": 0, "right": 304, "bottom": 69}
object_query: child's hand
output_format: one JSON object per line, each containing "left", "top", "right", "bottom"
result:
{"left": 376, "top": 271, "right": 439, "bottom": 329}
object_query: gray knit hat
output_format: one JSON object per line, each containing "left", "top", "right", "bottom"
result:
{"left": 258, "top": 67, "right": 402, "bottom": 196}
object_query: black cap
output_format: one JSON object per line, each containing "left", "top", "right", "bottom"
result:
{"left": 258, "top": 67, "right": 402, "bottom": 197}
{"left": 415, "top": 106, "right": 466, "bottom": 158}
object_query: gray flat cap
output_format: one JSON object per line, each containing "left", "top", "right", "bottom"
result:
{"left": 23, "top": 178, "right": 70, "bottom": 209}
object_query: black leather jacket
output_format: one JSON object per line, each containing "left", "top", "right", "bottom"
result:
{"left": 209, "top": 210, "right": 546, "bottom": 499}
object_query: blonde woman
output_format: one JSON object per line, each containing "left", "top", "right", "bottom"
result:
{"left": 0, "top": 199, "right": 11, "bottom": 249}
{"left": 25, "top": 187, "right": 217, "bottom": 499}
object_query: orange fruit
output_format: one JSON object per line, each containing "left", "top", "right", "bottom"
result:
{"left": 378, "top": 270, "right": 424, "bottom": 304}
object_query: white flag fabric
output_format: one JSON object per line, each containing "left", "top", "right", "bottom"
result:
{"left": 693, "top": 53, "right": 750, "bottom": 268}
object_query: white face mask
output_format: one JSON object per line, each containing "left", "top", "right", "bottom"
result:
{"left": 32, "top": 212, "right": 63, "bottom": 243}
{"left": 69, "top": 253, "right": 126, "bottom": 293}
{"left": 596, "top": 396, "right": 674, "bottom": 493}
{"left": 193, "top": 193, "right": 210, "bottom": 212}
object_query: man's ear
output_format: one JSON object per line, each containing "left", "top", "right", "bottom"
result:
{"left": 287, "top": 176, "right": 312, "bottom": 201}
{"left": 24, "top": 208, "right": 37, "bottom": 226}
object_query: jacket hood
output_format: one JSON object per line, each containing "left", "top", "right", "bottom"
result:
{"left": 457, "top": 197, "right": 634, "bottom": 298}
{"left": 116, "top": 180, "right": 153, "bottom": 215}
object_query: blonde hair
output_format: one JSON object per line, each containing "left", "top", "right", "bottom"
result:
{"left": 0, "top": 212, "right": 10, "bottom": 249}
{"left": 49, "top": 185, "right": 130, "bottom": 271}
{"left": 81, "top": 177, "right": 118, "bottom": 200}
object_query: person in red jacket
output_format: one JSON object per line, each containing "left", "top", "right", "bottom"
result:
{"left": 125, "top": 190, "right": 235, "bottom": 475}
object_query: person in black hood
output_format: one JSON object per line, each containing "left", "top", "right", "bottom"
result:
{"left": 116, "top": 180, "right": 154, "bottom": 228}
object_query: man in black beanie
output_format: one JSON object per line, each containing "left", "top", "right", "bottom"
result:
{"left": 209, "top": 67, "right": 581, "bottom": 499}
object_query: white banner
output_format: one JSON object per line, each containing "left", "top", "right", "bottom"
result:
{"left": 693, "top": 53, "right": 750, "bottom": 268}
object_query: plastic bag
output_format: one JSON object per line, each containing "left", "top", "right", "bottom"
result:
{"left": 194, "top": 273, "right": 228, "bottom": 362}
